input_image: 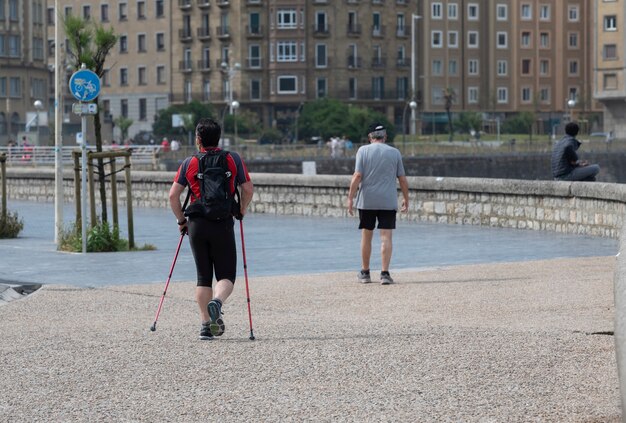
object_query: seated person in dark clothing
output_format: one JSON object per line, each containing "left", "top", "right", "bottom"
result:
{"left": 551, "top": 122, "right": 600, "bottom": 181}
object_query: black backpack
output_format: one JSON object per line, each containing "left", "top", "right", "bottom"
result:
{"left": 184, "top": 150, "right": 237, "bottom": 220}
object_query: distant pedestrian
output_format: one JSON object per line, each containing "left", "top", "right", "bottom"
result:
{"left": 169, "top": 118, "right": 254, "bottom": 340}
{"left": 347, "top": 122, "right": 409, "bottom": 285}
{"left": 551, "top": 122, "right": 600, "bottom": 182}
{"left": 161, "top": 137, "right": 170, "bottom": 153}
{"left": 170, "top": 139, "right": 180, "bottom": 152}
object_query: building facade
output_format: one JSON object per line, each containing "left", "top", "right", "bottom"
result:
{"left": 0, "top": 0, "right": 605, "bottom": 145}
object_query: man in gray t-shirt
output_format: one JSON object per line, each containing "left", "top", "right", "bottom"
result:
{"left": 347, "top": 123, "right": 409, "bottom": 285}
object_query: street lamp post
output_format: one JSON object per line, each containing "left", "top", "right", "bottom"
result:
{"left": 221, "top": 61, "right": 241, "bottom": 145}
{"left": 54, "top": 0, "right": 64, "bottom": 245}
{"left": 231, "top": 100, "right": 240, "bottom": 145}
{"left": 402, "top": 100, "right": 418, "bottom": 152}
{"left": 33, "top": 100, "right": 43, "bottom": 146}
{"left": 567, "top": 98, "right": 576, "bottom": 122}
{"left": 410, "top": 14, "right": 422, "bottom": 135}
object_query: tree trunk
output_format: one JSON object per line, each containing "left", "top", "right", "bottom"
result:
{"left": 94, "top": 109, "right": 108, "bottom": 223}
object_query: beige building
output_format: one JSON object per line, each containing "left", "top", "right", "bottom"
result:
{"left": 30, "top": 0, "right": 606, "bottom": 144}
{"left": 594, "top": 0, "right": 626, "bottom": 138}
{"left": 0, "top": 0, "right": 49, "bottom": 145}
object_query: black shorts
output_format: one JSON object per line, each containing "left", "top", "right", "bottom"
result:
{"left": 187, "top": 217, "right": 236, "bottom": 287}
{"left": 358, "top": 209, "right": 397, "bottom": 230}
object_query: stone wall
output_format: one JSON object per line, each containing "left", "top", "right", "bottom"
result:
{"left": 4, "top": 168, "right": 626, "bottom": 238}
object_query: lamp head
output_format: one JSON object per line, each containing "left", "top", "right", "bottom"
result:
{"left": 34, "top": 100, "right": 43, "bottom": 109}
{"left": 409, "top": 101, "right": 417, "bottom": 110}
{"left": 231, "top": 100, "right": 240, "bottom": 109}
{"left": 567, "top": 99, "right": 576, "bottom": 108}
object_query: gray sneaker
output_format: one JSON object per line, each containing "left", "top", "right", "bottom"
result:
{"left": 380, "top": 271, "right": 394, "bottom": 285}
{"left": 358, "top": 270, "right": 372, "bottom": 283}
{"left": 208, "top": 300, "right": 225, "bottom": 336}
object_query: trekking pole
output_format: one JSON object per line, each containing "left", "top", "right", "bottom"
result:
{"left": 150, "top": 231, "right": 185, "bottom": 332}
{"left": 239, "top": 219, "right": 255, "bottom": 341}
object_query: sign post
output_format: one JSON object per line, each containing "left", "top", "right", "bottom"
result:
{"left": 69, "top": 64, "right": 101, "bottom": 253}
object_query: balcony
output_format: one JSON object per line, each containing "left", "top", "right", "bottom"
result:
{"left": 197, "top": 59, "right": 211, "bottom": 71}
{"left": 246, "top": 57, "right": 263, "bottom": 69}
{"left": 179, "top": 28, "right": 193, "bottom": 42}
{"left": 178, "top": 0, "right": 192, "bottom": 9}
{"left": 313, "top": 25, "right": 330, "bottom": 37}
{"left": 396, "top": 28, "right": 408, "bottom": 38}
{"left": 371, "top": 57, "right": 386, "bottom": 68}
{"left": 197, "top": 0, "right": 210, "bottom": 8}
{"left": 216, "top": 26, "right": 230, "bottom": 39}
{"left": 216, "top": 0, "right": 229, "bottom": 7}
{"left": 347, "top": 56, "right": 362, "bottom": 69}
{"left": 396, "top": 58, "right": 410, "bottom": 68}
{"left": 347, "top": 24, "right": 361, "bottom": 36}
{"left": 197, "top": 27, "right": 211, "bottom": 40}
{"left": 246, "top": 25, "right": 263, "bottom": 37}
{"left": 247, "top": 0, "right": 262, "bottom": 5}
{"left": 372, "top": 25, "right": 386, "bottom": 37}
{"left": 179, "top": 60, "right": 193, "bottom": 72}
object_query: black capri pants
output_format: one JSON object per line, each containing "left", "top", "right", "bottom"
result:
{"left": 187, "top": 217, "right": 237, "bottom": 287}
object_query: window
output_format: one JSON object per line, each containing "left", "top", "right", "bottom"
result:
{"left": 120, "top": 68, "right": 128, "bottom": 86}
{"left": 372, "top": 77, "right": 384, "bottom": 99}
{"left": 539, "top": 87, "right": 550, "bottom": 103}
{"left": 202, "top": 80, "right": 210, "bottom": 101}
{"left": 539, "top": 60, "right": 549, "bottom": 75}
{"left": 157, "top": 65, "right": 165, "bottom": 84}
{"left": 156, "top": 33, "right": 165, "bottom": 51}
{"left": 468, "top": 59, "right": 479, "bottom": 75}
{"left": 9, "top": 77, "right": 20, "bottom": 97}
{"left": 83, "top": 5, "right": 91, "bottom": 20}
{"left": 569, "top": 60, "right": 579, "bottom": 75}
{"left": 397, "top": 77, "right": 408, "bottom": 99}
{"left": 431, "top": 2, "right": 442, "bottom": 19}
{"left": 250, "top": 79, "right": 261, "bottom": 100}
{"left": 521, "top": 31, "right": 531, "bottom": 47}
{"left": 468, "top": 87, "right": 478, "bottom": 104}
{"left": 277, "top": 9, "right": 297, "bottom": 28}
{"left": 497, "top": 32, "right": 507, "bottom": 48}
{"left": 396, "top": 14, "right": 406, "bottom": 36}
{"left": 64, "top": 6, "right": 72, "bottom": 17}
{"left": 540, "top": 32, "right": 549, "bottom": 48}
{"left": 568, "top": 32, "right": 578, "bottom": 48}
{"left": 448, "top": 59, "right": 458, "bottom": 75}
{"left": 604, "top": 74, "right": 618, "bottom": 90}
{"left": 497, "top": 87, "right": 508, "bottom": 103}
{"left": 349, "top": 78, "right": 357, "bottom": 100}
{"left": 316, "top": 44, "right": 327, "bottom": 67}
{"left": 496, "top": 4, "right": 507, "bottom": 21}
{"left": 316, "top": 78, "right": 327, "bottom": 98}
{"left": 138, "top": 66, "right": 147, "bottom": 85}
{"left": 101, "top": 4, "right": 108, "bottom": 21}
{"left": 137, "top": 1, "right": 146, "bottom": 19}
{"left": 467, "top": 3, "right": 478, "bottom": 20}
{"left": 431, "top": 31, "right": 443, "bottom": 48}
{"left": 249, "top": 45, "right": 261, "bottom": 68}
{"left": 8, "top": 35, "right": 20, "bottom": 57}
{"left": 156, "top": 0, "right": 164, "bottom": 17}
{"left": 497, "top": 60, "right": 507, "bottom": 76}
{"left": 448, "top": 31, "right": 458, "bottom": 48}
{"left": 9, "top": 0, "right": 18, "bottom": 20}
{"left": 32, "top": 38, "right": 44, "bottom": 60}
{"left": 102, "top": 69, "right": 110, "bottom": 86}
{"left": 539, "top": 5, "right": 550, "bottom": 20}
{"left": 568, "top": 6, "right": 578, "bottom": 22}
{"left": 277, "top": 42, "right": 297, "bottom": 62}
{"left": 521, "top": 59, "right": 531, "bottom": 75}
{"left": 372, "top": 13, "right": 381, "bottom": 36}
{"left": 119, "top": 35, "right": 128, "bottom": 53}
{"left": 201, "top": 47, "right": 210, "bottom": 69}
{"left": 605, "top": 16, "right": 617, "bottom": 31}
{"left": 121, "top": 99, "right": 128, "bottom": 118}
{"left": 0, "top": 78, "right": 6, "bottom": 98}
{"left": 604, "top": 44, "right": 618, "bottom": 60}
{"left": 139, "top": 99, "right": 147, "bottom": 121}
{"left": 467, "top": 31, "right": 478, "bottom": 48}
{"left": 277, "top": 76, "right": 297, "bottom": 93}
{"left": 521, "top": 4, "right": 531, "bottom": 20}
{"left": 119, "top": 3, "right": 127, "bottom": 20}
{"left": 432, "top": 60, "right": 442, "bottom": 75}
{"left": 448, "top": 3, "right": 458, "bottom": 19}
{"left": 137, "top": 34, "right": 146, "bottom": 52}
{"left": 521, "top": 87, "right": 531, "bottom": 102}
{"left": 47, "top": 7, "right": 55, "bottom": 24}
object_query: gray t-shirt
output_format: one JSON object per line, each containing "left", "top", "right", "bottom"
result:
{"left": 354, "top": 142, "right": 405, "bottom": 210}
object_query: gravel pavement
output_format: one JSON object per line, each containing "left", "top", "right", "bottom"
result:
{"left": 0, "top": 256, "right": 621, "bottom": 422}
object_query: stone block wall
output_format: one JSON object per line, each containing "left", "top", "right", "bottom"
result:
{"left": 3, "top": 168, "right": 625, "bottom": 238}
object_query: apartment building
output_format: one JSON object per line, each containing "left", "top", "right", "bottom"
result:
{"left": 0, "top": 0, "right": 49, "bottom": 145}
{"left": 595, "top": 0, "right": 626, "bottom": 138}
{"left": 33, "top": 0, "right": 603, "bottom": 143}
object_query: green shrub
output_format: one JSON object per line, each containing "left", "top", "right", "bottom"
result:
{"left": 0, "top": 211, "right": 24, "bottom": 238}
{"left": 59, "top": 221, "right": 156, "bottom": 252}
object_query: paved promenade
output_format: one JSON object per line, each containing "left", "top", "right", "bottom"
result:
{"left": 0, "top": 256, "right": 621, "bottom": 421}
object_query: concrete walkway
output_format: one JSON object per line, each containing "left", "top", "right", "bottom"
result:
{"left": 0, "top": 256, "right": 621, "bottom": 422}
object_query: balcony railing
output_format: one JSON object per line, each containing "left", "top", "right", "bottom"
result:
{"left": 347, "top": 56, "right": 362, "bottom": 69}
{"left": 314, "top": 25, "right": 330, "bottom": 36}
{"left": 371, "top": 57, "right": 386, "bottom": 67}
{"left": 246, "top": 25, "right": 263, "bottom": 37}
{"left": 372, "top": 25, "right": 386, "bottom": 37}
{"left": 178, "top": 0, "right": 192, "bottom": 9}
{"left": 347, "top": 24, "right": 361, "bottom": 36}
{"left": 396, "top": 58, "right": 410, "bottom": 68}
{"left": 197, "top": 27, "right": 211, "bottom": 39}
{"left": 217, "top": 26, "right": 230, "bottom": 38}
{"left": 179, "top": 60, "right": 193, "bottom": 72}
{"left": 197, "top": 59, "right": 211, "bottom": 71}
{"left": 246, "top": 57, "right": 263, "bottom": 69}
{"left": 197, "top": 0, "right": 210, "bottom": 7}
{"left": 179, "top": 28, "right": 193, "bottom": 41}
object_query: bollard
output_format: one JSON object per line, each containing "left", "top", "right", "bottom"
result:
{"left": 614, "top": 221, "right": 626, "bottom": 418}
{"left": 0, "top": 153, "right": 6, "bottom": 219}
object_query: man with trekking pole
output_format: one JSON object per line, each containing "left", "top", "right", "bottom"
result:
{"left": 168, "top": 118, "right": 254, "bottom": 340}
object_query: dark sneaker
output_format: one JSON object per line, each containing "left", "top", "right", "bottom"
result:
{"left": 380, "top": 271, "right": 394, "bottom": 285}
{"left": 208, "top": 300, "right": 225, "bottom": 336}
{"left": 358, "top": 270, "right": 372, "bottom": 284}
{"left": 199, "top": 323, "right": 214, "bottom": 340}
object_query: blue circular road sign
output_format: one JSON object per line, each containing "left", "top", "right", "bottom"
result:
{"left": 69, "top": 69, "right": 101, "bottom": 102}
